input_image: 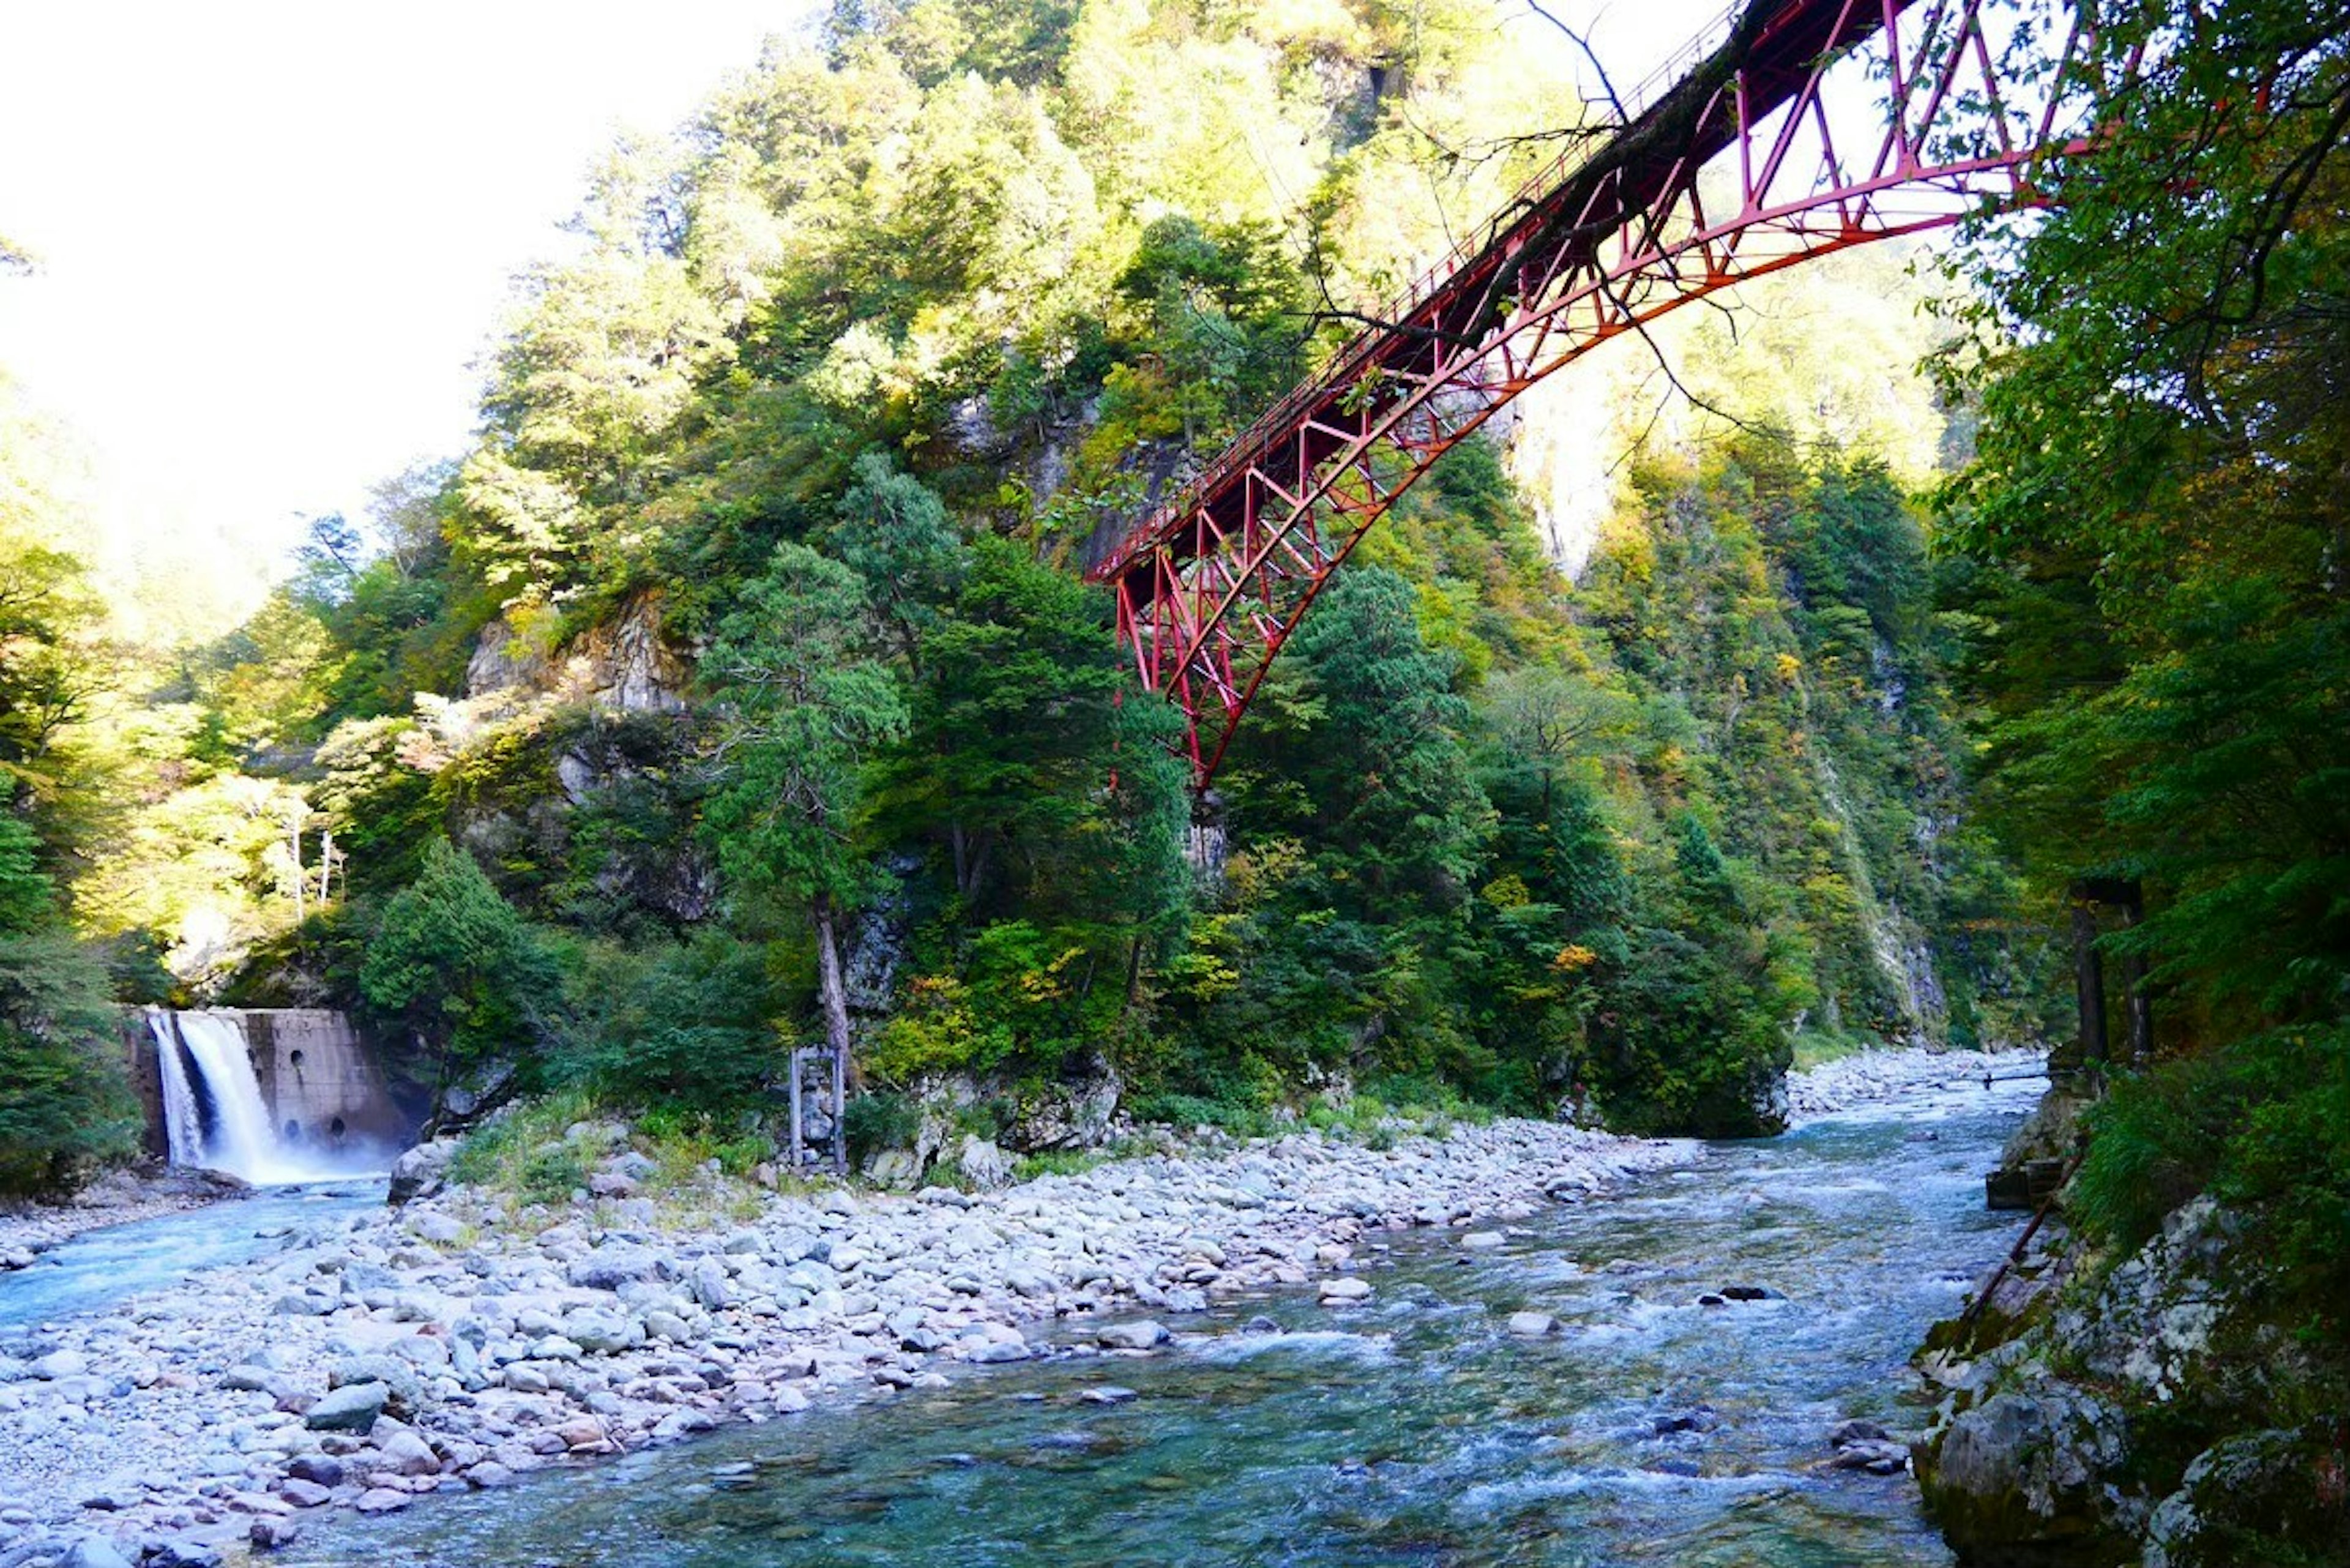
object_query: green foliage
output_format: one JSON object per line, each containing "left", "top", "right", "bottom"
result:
{"left": 0, "top": 816, "right": 54, "bottom": 936}
{"left": 2073, "top": 1026, "right": 2350, "bottom": 1332}
{"left": 701, "top": 542, "right": 908, "bottom": 920}
{"left": 558, "top": 930, "right": 786, "bottom": 1116}
{"left": 359, "top": 840, "right": 564, "bottom": 1105}
{"left": 0, "top": 814, "right": 139, "bottom": 1194}
{"left": 843, "top": 1090, "right": 919, "bottom": 1165}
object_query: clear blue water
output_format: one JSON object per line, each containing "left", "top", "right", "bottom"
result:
{"left": 0, "top": 1180, "right": 384, "bottom": 1334}
{"left": 276, "top": 1082, "right": 2034, "bottom": 1567}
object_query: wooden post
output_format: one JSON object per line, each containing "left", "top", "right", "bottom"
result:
{"left": 789, "top": 1046, "right": 805, "bottom": 1172}
{"left": 831, "top": 1041, "right": 847, "bottom": 1176}
{"left": 2072, "top": 895, "right": 2106, "bottom": 1067}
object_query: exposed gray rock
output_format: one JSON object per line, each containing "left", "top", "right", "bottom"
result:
{"left": 954, "top": 1137, "right": 1015, "bottom": 1190}
{"left": 302, "top": 1383, "right": 389, "bottom": 1432}
{"left": 62, "top": 1539, "right": 134, "bottom": 1568}
{"left": 386, "top": 1140, "right": 458, "bottom": 1206}
{"left": 1096, "top": 1321, "right": 1169, "bottom": 1351}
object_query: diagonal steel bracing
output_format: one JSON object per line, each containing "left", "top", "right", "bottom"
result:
{"left": 1086, "top": 0, "right": 2102, "bottom": 786}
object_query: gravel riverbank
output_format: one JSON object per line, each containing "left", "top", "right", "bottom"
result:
{"left": 0, "top": 1117, "right": 1687, "bottom": 1567}
{"left": 1787, "top": 1046, "right": 2045, "bottom": 1122}
{"left": 0, "top": 1050, "right": 2037, "bottom": 1567}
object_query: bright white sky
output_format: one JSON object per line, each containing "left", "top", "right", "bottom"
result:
{"left": 0, "top": 0, "right": 1706, "bottom": 613}
{"left": 0, "top": 1, "right": 813, "bottom": 596}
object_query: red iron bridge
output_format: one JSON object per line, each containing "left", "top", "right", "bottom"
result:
{"left": 1085, "top": 0, "right": 2113, "bottom": 786}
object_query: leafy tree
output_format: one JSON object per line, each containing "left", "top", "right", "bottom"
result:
{"left": 559, "top": 930, "right": 786, "bottom": 1117}
{"left": 701, "top": 542, "right": 908, "bottom": 1069}
{"left": 0, "top": 816, "right": 136, "bottom": 1194}
{"left": 0, "top": 525, "right": 103, "bottom": 805}
{"left": 827, "top": 449, "right": 967, "bottom": 674}
{"left": 360, "top": 839, "right": 564, "bottom": 1118}
{"left": 1285, "top": 565, "right": 1493, "bottom": 914}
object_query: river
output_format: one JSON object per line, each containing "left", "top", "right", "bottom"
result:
{"left": 263, "top": 1077, "right": 2033, "bottom": 1567}
{"left": 0, "top": 1181, "right": 384, "bottom": 1334}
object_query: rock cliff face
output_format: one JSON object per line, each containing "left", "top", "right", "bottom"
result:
{"left": 464, "top": 595, "right": 688, "bottom": 714}
{"left": 1914, "top": 1191, "right": 2350, "bottom": 1567}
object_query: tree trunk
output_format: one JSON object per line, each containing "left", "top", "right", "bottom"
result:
{"left": 2072, "top": 897, "right": 2107, "bottom": 1068}
{"left": 2120, "top": 881, "right": 2153, "bottom": 1064}
{"left": 815, "top": 894, "right": 852, "bottom": 1068}
{"left": 951, "top": 826, "right": 991, "bottom": 903}
{"left": 813, "top": 893, "right": 854, "bottom": 1174}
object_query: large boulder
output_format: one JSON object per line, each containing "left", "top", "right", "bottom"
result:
{"left": 1917, "top": 1386, "right": 2134, "bottom": 1563}
{"left": 387, "top": 1139, "right": 459, "bottom": 1206}
{"left": 953, "top": 1136, "right": 1015, "bottom": 1190}
{"left": 2143, "top": 1424, "right": 2350, "bottom": 1568}
{"left": 1915, "top": 1194, "right": 2344, "bottom": 1567}
{"left": 303, "top": 1381, "right": 390, "bottom": 1432}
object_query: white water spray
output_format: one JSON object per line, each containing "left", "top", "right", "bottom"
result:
{"left": 146, "top": 1009, "right": 364, "bottom": 1184}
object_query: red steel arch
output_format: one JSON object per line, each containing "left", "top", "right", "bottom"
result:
{"left": 1086, "top": 0, "right": 2106, "bottom": 785}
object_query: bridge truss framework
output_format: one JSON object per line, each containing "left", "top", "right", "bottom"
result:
{"left": 1087, "top": 0, "right": 2111, "bottom": 785}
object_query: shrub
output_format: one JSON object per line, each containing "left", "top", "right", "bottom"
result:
{"left": 2073, "top": 1025, "right": 2350, "bottom": 1332}
{"left": 843, "top": 1091, "right": 920, "bottom": 1166}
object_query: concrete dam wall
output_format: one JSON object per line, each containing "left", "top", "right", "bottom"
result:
{"left": 128, "top": 1009, "right": 420, "bottom": 1181}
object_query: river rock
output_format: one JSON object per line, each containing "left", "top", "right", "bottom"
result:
{"left": 387, "top": 1141, "right": 458, "bottom": 1206}
{"left": 376, "top": 1430, "right": 440, "bottom": 1477}
{"left": 1096, "top": 1321, "right": 1169, "bottom": 1351}
{"left": 1319, "top": 1276, "right": 1373, "bottom": 1304}
{"left": 62, "top": 1539, "right": 134, "bottom": 1568}
{"left": 1506, "top": 1310, "right": 1556, "bottom": 1337}
{"left": 566, "top": 1248, "right": 662, "bottom": 1291}
{"left": 1078, "top": 1386, "right": 1138, "bottom": 1405}
{"left": 1829, "top": 1439, "right": 1910, "bottom": 1474}
{"left": 249, "top": 1516, "right": 302, "bottom": 1550}
{"left": 285, "top": 1457, "right": 344, "bottom": 1488}
{"left": 564, "top": 1310, "right": 641, "bottom": 1354}
{"left": 32, "top": 1351, "right": 89, "bottom": 1380}
{"left": 303, "top": 1383, "right": 389, "bottom": 1432}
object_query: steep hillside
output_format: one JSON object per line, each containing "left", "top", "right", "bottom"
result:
{"left": 35, "top": 0, "right": 2032, "bottom": 1176}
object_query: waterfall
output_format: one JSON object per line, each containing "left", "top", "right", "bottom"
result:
{"left": 145, "top": 1009, "right": 367, "bottom": 1184}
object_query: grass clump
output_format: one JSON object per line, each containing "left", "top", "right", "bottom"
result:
{"left": 447, "top": 1088, "right": 777, "bottom": 1225}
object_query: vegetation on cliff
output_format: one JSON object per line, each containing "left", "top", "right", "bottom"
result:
{"left": 2, "top": 0, "right": 2021, "bottom": 1194}
{"left": 1915, "top": 0, "right": 2349, "bottom": 1559}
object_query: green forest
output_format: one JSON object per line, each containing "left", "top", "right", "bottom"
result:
{"left": 2, "top": 0, "right": 2341, "bottom": 1297}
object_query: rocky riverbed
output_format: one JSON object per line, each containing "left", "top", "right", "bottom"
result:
{"left": 1787, "top": 1047, "right": 2043, "bottom": 1122}
{"left": 0, "top": 1048, "right": 2026, "bottom": 1568}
